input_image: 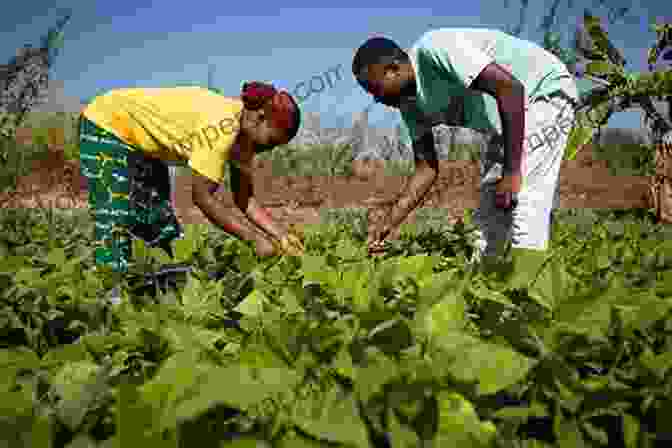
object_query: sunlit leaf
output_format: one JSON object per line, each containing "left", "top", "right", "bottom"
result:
{"left": 234, "top": 289, "right": 268, "bottom": 317}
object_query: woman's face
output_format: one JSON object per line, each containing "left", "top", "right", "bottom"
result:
{"left": 240, "top": 103, "right": 290, "bottom": 150}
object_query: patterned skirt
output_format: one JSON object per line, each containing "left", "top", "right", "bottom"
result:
{"left": 78, "top": 116, "right": 183, "bottom": 273}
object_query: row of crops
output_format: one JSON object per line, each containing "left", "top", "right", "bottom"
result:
{"left": 1, "top": 205, "right": 672, "bottom": 447}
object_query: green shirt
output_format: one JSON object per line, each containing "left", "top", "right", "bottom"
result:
{"left": 400, "top": 28, "right": 578, "bottom": 145}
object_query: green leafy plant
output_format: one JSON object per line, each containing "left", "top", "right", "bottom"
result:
{"left": 505, "top": 3, "right": 671, "bottom": 221}
{"left": 1, "top": 206, "right": 671, "bottom": 447}
{"left": 559, "top": 15, "right": 672, "bottom": 224}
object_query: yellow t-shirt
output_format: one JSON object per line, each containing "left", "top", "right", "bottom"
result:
{"left": 81, "top": 86, "right": 243, "bottom": 183}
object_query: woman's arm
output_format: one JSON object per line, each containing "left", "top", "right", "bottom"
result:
{"left": 229, "top": 157, "right": 287, "bottom": 242}
{"left": 191, "top": 168, "right": 269, "bottom": 243}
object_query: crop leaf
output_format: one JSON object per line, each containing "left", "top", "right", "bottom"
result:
{"left": 291, "top": 386, "right": 369, "bottom": 448}
{"left": 173, "top": 365, "right": 301, "bottom": 423}
{"left": 432, "top": 331, "right": 537, "bottom": 395}
{"left": 234, "top": 289, "right": 268, "bottom": 317}
{"left": 434, "top": 391, "right": 497, "bottom": 447}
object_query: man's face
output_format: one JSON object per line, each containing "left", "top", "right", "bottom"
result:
{"left": 360, "top": 62, "right": 411, "bottom": 108}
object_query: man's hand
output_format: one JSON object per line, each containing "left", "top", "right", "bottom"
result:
{"left": 367, "top": 222, "right": 391, "bottom": 243}
{"left": 496, "top": 173, "right": 522, "bottom": 193}
{"left": 367, "top": 225, "right": 391, "bottom": 254}
{"left": 367, "top": 238, "right": 388, "bottom": 255}
{"left": 495, "top": 173, "right": 522, "bottom": 209}
{"left": 663, "top": 130, "right": 672, "bottom": 151}
{"left": 366, "top": 204, "right": 394, "bottom": 253}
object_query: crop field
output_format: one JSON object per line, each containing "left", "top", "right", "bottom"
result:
{"left": 0, "top": 122, "right": 670, "bottom": 447}
{"left": 1, "top": 6, "right": 671, "bottom": 446}
{"left": 1, "top": 200, "right": 672, "bottom": 447}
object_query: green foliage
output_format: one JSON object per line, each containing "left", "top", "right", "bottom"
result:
{"left": 528, "top": 8, "right": 670, "bottom": 164}
{"left": 0, "top": 206, "right": 671, "bottom": 447}
{"left": 504, "top": 0, "right": 633, "bottom": 40}
{"left": 648, "top": 23, "right": 672, "bottom": 69}
{"left": 542, "top": 31, "right": 577, "bottom": 68}
{"left": 560, "top": 14, "right": 672, "bottom": 160}
{"left": 592, "top": 142, "right": 656, "bottom": 177}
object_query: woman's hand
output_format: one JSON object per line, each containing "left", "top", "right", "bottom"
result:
{"left": 254, "top": 236, "right": 279, "bottom": 257}
{"left": 253, "top": 233, "right": 305, "bottom": 258}
{"left": 266, "top": 232, "right": 304, "bottom": 257}
{"left": 278, "top": 233, "right": 305, "bottom": 257}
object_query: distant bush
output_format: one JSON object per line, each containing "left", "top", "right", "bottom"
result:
{"left": 0, "top": 135, "right": 51, "bottom": 192}
{"left": 592, "top": 142, "right": 656, "bottom": 176}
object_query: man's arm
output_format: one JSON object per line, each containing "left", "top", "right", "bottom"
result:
{"left": 375, "top": 131, "right": 439, "bottom": 239}
{"left": 470, "top": 62, "right": 526, "bottom": 177}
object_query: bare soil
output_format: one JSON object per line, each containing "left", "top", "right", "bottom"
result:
{"left": 0, "top": 144, "right": 651, "bottom": 230}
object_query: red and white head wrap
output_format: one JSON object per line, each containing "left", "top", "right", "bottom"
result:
{"left": 241, "top": 81, "right": 298, "bottom": 133}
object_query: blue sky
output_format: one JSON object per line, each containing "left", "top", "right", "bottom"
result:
{"left": 1, "top": 0, "right": 668, "bottom": 129}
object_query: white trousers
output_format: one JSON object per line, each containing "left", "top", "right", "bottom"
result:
{"left": 473, "top": 78, "right": 578, "bottom": 260}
